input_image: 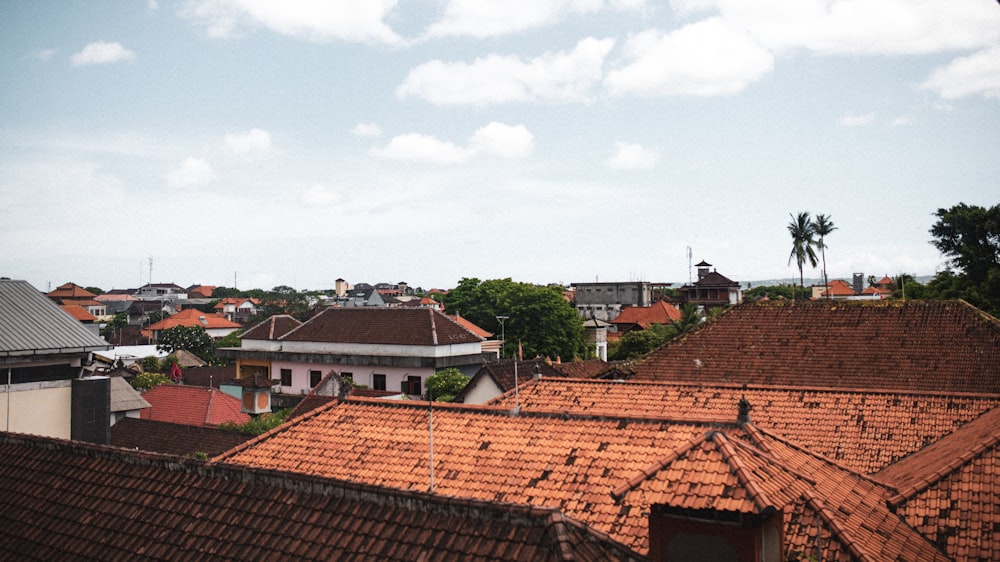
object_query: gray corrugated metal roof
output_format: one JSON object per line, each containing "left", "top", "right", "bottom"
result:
{"left": 0, "top": 279, "right": 111, "bottom": 357}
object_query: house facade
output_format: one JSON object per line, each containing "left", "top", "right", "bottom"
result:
{"left": 572, "top": 281, "right": 653, "bottom": 322}
{"left": 221, "top": 307, "right": 486, "bottom": 397}
{"left": 0, "top": 279, "right": 112, "bottom": 444}
{"left": 678, "top": 260, "right": 742, "bottom": 308}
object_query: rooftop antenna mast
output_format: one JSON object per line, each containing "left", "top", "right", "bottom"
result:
{"left": 148, "top": 256, "right": 153, "bottom": 285}
{"left": 428, "top": 390, "right": 435, "bottom": 493}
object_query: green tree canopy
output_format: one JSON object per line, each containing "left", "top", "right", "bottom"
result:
{"left": 156, "top": 325, "right": 215, "bottom": 363}
{"left": 130, "top": 371, "right": 172, "bottom": 391}
{"left": 787, "top": 211, "right": 818, "bottom": 299}
{"left": 930, "top": 203, "right": 1000, "bottom": 284}
{"left": 424, "top": 368, "right": 470, "bottom": 402}
{"left": 443, "top": 278, "right": 584, "bottom": 361}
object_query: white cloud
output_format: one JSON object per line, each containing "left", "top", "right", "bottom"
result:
{"left": 397, "top": 37, "right": 615, "bottom": 105}
{"left": 696, "top": 0, "right": 1000, "bottom": 55}
{"left": 166, "top": 157, "right": 217, "bottom": 188}
{"left": 180, "top": 0, "right": 402, "bottom": 44}
{"left": 224, "top": 128, "right": 273, "bottom": 153}
{"left": 838, "top": 112, "right": 876, "bottom": 126}
{"left": 605, "top": 18, "right": 773, "bottom": 96}
{"left": 373, "top": 122, "right": 534, "bottom": 164}
{"left": 892, "top": 115, "right": 912, "bottom": 126}
{"left": 351, "top": 122, "right": 383, "bottom": 138}
{"left": 425, "top": 0, "right": 642, "bottom": 38}
{"left": 469, "top": 122, "right": 534, "bottom": 159}
{"left": 148, "top": 0, "right": 159, "bottom": 10}
{"left": 606, "top": 142, "right": 659, "bottom": 170}
{"left": 301, "top": 183, "right": 344, "bottom": 205}
{"left": 34, "top": 48, "right": 58, "bottom": 62}
{"left": 70, "top": 41, "right": 136, "bottom": 66}
{"left": 920, "top": 46, "right": 1000, "bottom": 100}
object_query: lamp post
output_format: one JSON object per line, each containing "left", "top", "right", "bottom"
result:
{"left": 495, "top": 315, "right": 508, "bottom": 359}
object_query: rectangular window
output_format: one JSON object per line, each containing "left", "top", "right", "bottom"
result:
{"left": 402, "top": 375, "right": 421, "bottom": 397}
{"left": 280, "top": 368, "right": 292, "bottom": 387}
{"left": 373, "top": 374, "right": 386, "bottom": 391}
{"left": 310, "top": 370, "right": 322, "bottom": 388}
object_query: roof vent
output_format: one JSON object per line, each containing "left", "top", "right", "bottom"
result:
{"left": 737, "top": 395, "right": 753, "bottom": 425}
{"left": 199, "top": 315, "right": 207, "bottom": 325}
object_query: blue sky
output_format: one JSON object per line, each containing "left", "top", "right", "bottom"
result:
{"left": 2, "top": 1, "right": 998, "bottom": 292}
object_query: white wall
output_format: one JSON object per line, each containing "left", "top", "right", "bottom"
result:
{"left": 270, "top": 359, "right": 434, "bottom": 395}
{"left": 0, "top": 382, "right": 73, "bottom": 439}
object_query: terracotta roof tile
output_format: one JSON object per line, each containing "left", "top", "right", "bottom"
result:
{"left": 0, "top": 432, "right": 643, "bottom": 561}
{"left": 240, "top": 314, "right": 302, "bottom": 340}
{"left": 632, "top": 300, "right": 1000, "bottom": 394}
{"left": 147, "top": 309, "right": 242, "bottom": 331}
{"left": 610, "top": 301, "right": 681, "bottom": 326}
{"left": 140, "top": 385, "right": 250, "bottom": 428}
{"left": 490, "top": 378, "right": 1000, "bottom": 474}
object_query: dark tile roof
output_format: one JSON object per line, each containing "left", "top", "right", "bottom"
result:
{"left": 549, "top": 359, "right": 610, "bottom": 378}
{"left": 632, "top": 300, "right": 1000, "bottom": 393}
{"left": 110, "top": 417, "right": 252, "bottom": 457}
{"left": 0, "top": 432, "right": 643, "bottom": 561}
{"left": 240, "top": 314, "right": 301, "bottom": 340}
{"left": 488, "top": 378, "right": 1000, "bottom": 474}
{"left": 457, "top": 359, "right": 565, "bottom": 399}
{"left": 282, "top": 307, "right": 483, "bottom": 346}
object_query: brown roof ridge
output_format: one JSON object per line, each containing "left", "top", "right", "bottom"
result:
{"left": 713, "top": 431, "right": 780, "bottom": 514}
{"left": 204, "top": 388, "right": 216, "bottom": 426}
{"left": 428, "top": 307, "right": 439, "bottom": 345}
{"left": 724, "top": 429, "right": 818, "bottom": 487}
{"left": 611, "top": 432, "right": 710, "bottom": 500}
{"left": 749, "top": 424, "right": 887, "bottom": 488}
{"left": 801, "top": 489, "right": 877, "bottom": 562}
{"left": 528, "top": 377, "right": 1000, "bottom": 400}
{"left": 883, "top": 408, "right": 1000, "bottom": 506}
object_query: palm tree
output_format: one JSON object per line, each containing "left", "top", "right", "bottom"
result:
{"left": 787, "top": 212, "right": 818, "bottom": 300}
{"left": 811, "top": 214, "right": 837, "bottom": 299}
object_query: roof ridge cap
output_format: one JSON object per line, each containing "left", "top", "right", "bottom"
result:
{"left": 726, "top": 431, "right": 817, "bottom": 486}
{"left": 886, "top": 428, "right": 1000, "bottom": 506}
{"left": 802, "top": 489, "right": 877, "bottom": 562}
{"left": 611, "top": 432, "right": 709, "bottom": 500}
{"left": 428, "top": 307, "right": 438, "bottom": 346}
{"left": 714, "top": 432, "right": 777, "bottom": 513}
{"left": 751, "top": 425, "right": 887, "bottom": 487}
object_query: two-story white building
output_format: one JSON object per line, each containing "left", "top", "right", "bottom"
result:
{"left": 221, "top": 308, "right": 487, "bottom": 397}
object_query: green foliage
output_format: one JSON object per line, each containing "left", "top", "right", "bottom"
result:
{"left": 156, "top": 325, "right": 215, "bottom": 363}
{"left": 212, "top": 286, "right": 242, "bottom": 298}
{"left": 613, "top": 325, "right": 671, "bottom": 360}
{"left": 100, "top": 312, "right": 129, "bottom": 339}
{"left": 140, "top": 355, "right": 161, "bottom": 373}
{"left": 744, "top": 284, "right": 797, "bottom": 300}
{"left": 926, "top": 203, "right": 1000, "bottom": 316}
{"left": 130, "top": 371, "right": 173, "bottom": 391}
{"left": 84, "top": 286, "right": 104, "bottom": 296}
{"left": 215, "top": 329, "right": 243, "bottom": 349}
{"left": 424, "top": 368, "right": 470, "bottom": 402}
{"left": 145, "top": 310, "right": 170, "bottom": 326}
{"left": 218, "top": 408, "right": 292, "bottom": 435}
{"left": 787, "top": 211, "right": 819, "bottom": 299}
{"left": 443, "top": 278, "right": 584, "bottom": 361}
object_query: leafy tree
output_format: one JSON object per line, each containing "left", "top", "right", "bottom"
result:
{"left": 672, "top": 302, "right": 704, "bottom": 336}
{"left": 744, "top": 284, "right": 797, "bottom": 300}
{"left": 100, "top": 312, "right": 129, "bottom": 340}
{"left": 215, "top": 329, "right": 243, "bottom": 350}
{"left": 787, "top": 211, "right": 818, "bottom": 300}
{"left": 811, "top": 213, "right": 837, "bottom": 299}
{"left": 84, "top": 286, "right": 104, "bottom": 296}
{"left": 443, "top": 278, "right": 584, "bottom": 361}
{"left": 145, "top": 310, "right": 170, "bottom": 326}
{"left": 218, "top": 408, "right": 292, "bottom": 435}
{"left": 424, "top": 368, "right": 470, "bottom": 402}
{"left": 212, "top": 286, "right": 242, "bottom": 298}
{"left": 130, "top": 371, "right": 173, "bottom": 391}
{"left": 613, "top": 324, "right": 670, "bottom": 360}
{"left": 156, "top": 325, "right": 215, "bottom": 363}
{"left": 140, "top": 355, "right": 162, "bottom": 373}
{"left": 927, "top": 203, "right": 1000, "bottom": 316}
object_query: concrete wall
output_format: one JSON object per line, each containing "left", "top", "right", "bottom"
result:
{"left": 0, "top": 381, "right": 73, "bottom": 439}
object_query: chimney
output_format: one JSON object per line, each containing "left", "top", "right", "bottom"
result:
{"left": 852, "top": 273, "right": 864, "bottom": 295}
{"left": 737, "top": 395, "right": 752, "bottom": 424}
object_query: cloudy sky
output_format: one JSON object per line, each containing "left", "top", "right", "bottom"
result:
{"left": 2, "top": 1, "right": 998, "bottom": 293}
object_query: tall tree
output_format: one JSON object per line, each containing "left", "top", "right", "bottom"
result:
{"left": 811, "top": 213, "right": 837, "bottom": 299}
{"left": 930, "top": 203, "right": 1000, "bottom": 285}
{"left": 787, "top": 211, "right": 818, "bottom": 300}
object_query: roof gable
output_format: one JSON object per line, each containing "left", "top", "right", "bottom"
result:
{"left": 140, "top": 385, "right": 249, "bottom": 427}
{"left": 633, "top": 300, "right": 1000, "bottom": 394}
{"left": 610, "top": 301, "right": 681, "bottom": 326}
{"left": 241, "top": 314, "right": 302, "bottom": 340}
{"left": 147, "top": 309, "right": 242, "bottom": 331}
{"left": 282, "top": 307, "right": 483, "bottom": 346}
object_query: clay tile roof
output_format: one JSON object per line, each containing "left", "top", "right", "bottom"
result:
{"left": 465, "top": 359, "right": 566, "bottom": 395}
{"left": 46, "top": 282, "right": 97, "bottom": 299}
{"left": 218, "top": 398, "right": 728, "bottom": 554}
{"left": 147, "top": 308, "right": 242, "bottom": 331}
{"left": 59, "top": 304, "right": 96, "bottom": 321}
{"left": 611, "top": 301, "right": 682, "bottom": 326}
{"left": 0, "top": 432, "right": 643, "bottom": 561}
{"left": 241, "top": 314, "right": 302, "bottom": 340}
{"left": 488, "top": 378, "right": 1000, "bottom": 474}
{"left": 821, "top": 282, "right": 857, "bottom": 296}
{"left": 110, "top": 417, "right": 252, "bottom": 457}
{"left": 631, "top": 300, "right": 1000, "bottom": 394}
{"left": 448, "top": 313, "right": 492, "bottom": 338}
{"left": 875, "top": 406, "right": 1000, "bottom": 561}
{"left": 549, "top": 359, "right": 609, "bottom": 378}
{"left": 140, "top": 385, "right": 250, "bottom": 428}
{"left": 282, "top": 307, "right": 483, "bottom": 346}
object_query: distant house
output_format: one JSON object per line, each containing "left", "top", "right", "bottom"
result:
{"left": 0, "top": 279, "right": 112, "bottom": 444}
{"left": 678, "top": 260, "right": 741, "bottom": 308}
{"left": 136, "top": 282, "right": 188, "bottom": 301}
{"left": 813, "top": 276, "right": 892, "bottom": 300}
{"left": 213, "top": 297, "right": 260, "bottom": 323}
{"left": 454, "top": 358, "right": 608, "bottom": 404}
{"left": 109, "top": 376, "right": 150, "bottom": 426}
{"left": 186, "top": 284, "right": 216, "bottom": 299}
{"left": 571, "top": 281, "right": 653, "bottom": 322}
{"left": 609, "top": 300, "right": 682, "bottom": 334}
{"left": 147, "top": 308, "right": 242, "bottom": 340}
{"left": 221, "top": 308, "right": 485, "bottom": 397}
{"left": 139, "top": 384, "right": 250, "bottom": 428}
{"left": 45, "top": 282, "right": 108, "bottom": 317}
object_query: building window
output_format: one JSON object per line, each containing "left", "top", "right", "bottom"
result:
{"left": 402, "top": 375, "right": 421, "bottom": 396}
{"left": 280, "top": 368, "right": 292, "bottom": 387}
{"left": 373, "top": 374, "right": 386, "bottom": 391}
{"left": 310, "top": 370, "right": 322, "bottom": 387}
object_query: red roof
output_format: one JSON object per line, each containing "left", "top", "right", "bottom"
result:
{"left": 610, "top": 301, "right": 681, "bottom": 327}
{"left": 448, "top": 313, "right": 492, "bottom": 338}
{"left": 139, "top": 385, "right": 249, "bottom": 427}
{"left": 60, "top": 304, "right": 96, "bottom": 322}
{"left": 147, "top": 308, "right": 242, "bottom": 331}
{"left": 46, "top": 282, "right": 97, "bottom": 300}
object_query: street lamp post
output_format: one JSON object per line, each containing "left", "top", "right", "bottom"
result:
{"left": 495, "top": 315, "right": 508, "bottom": 359}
